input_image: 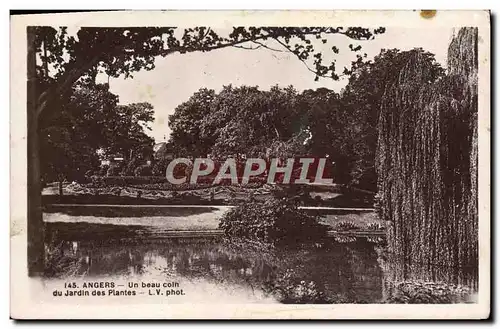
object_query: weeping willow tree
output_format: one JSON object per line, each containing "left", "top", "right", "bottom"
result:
{"left": 376, "top": 27, "right": 478, "bottom": 284}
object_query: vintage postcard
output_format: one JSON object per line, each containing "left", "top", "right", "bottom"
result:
{"left": 10, "top": 10, "right": 490, "bottom": 319}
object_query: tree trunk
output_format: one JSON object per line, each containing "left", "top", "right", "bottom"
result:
{"left": 27, "top": 27, "right": 45, "bottom": 276}
{"left": 58, "top": 179, "right": 64, "bottom": 197}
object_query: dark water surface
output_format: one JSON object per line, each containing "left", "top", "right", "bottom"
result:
{"left": 44, "top": 220, "right": 478, "bottom": 304}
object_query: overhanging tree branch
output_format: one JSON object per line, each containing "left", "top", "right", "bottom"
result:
{"left": 270, "top": 37, "right": 328, "bottom": 79}
{"left": 35, "top": 26, "right": 384, "bottom": 120}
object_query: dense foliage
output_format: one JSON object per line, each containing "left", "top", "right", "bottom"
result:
{"left": 40, "top": 83, "right": 155, "bottom": 184}
{"left": 218, "top": 198, "right": 328, "bottom": 245}
{"left": 169, "top": 85, "right": 360, "bottom": 186}
{"left": 28, "top": 24, "right": 385, "bottom": 274}
{"left": 32, "top": 25, "right": 386, "bottom": 125}
{"left": 168, "top": 47, "right": 446, "bottom": 191}
{"left": 383, "top": 281, "right": 473, "bottom": 304}
{"left": 33, "top": 25, "right": 388, "bottom": 186}
{"left": 89, "top": 175, "right": 267, "bottom": 190}
{"left": 375, "top": 28, "right": 478, "bottom": 274}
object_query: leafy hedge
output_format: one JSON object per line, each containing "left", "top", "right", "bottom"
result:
{"left": 89, "top": 175, "right": 267, "bottom": 190}
{"left": 134, "top": 164, "right": 152, "bottom": 176}
{"left": 384, "top": 281, "right": 473, "bottom": 304}
{"left": 91, "top": 175, "right": 169, "bottom": 185}
{"left": 264, "top": 268, "right": 334, "bottom": 303}
{"left": 218, "top": 198, "right": 328, "bottom": 245}
{"left": 106, "top": 165, "right": 122, "bottom": 176}
{"left": 334, "top": 221, "right": 361, "bottom": 231}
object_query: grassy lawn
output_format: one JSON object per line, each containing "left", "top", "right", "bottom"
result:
{"left": 44, "top": 205, "right": 222, "bottom": 217}
{"left": 44, "top": 205, "right": 385, "bottom": 232}
{"left": 44, "top": 207, "right": 225, "bottom": 231}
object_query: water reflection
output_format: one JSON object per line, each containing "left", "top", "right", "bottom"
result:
{"left": 44, "top": 223, "right": 478, "bottom": 304}
{"left": 46, "top": 237, "right": 387, "bottom": 303}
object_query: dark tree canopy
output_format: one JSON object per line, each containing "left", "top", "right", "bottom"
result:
{"left": 168, "top": 88, "right": 216, "bottom": 157}
{"left": 32, "top": 25, "right": 386, "bottom": 120}
{"left": 340, "top": 48, "right": 445, "bottom": 189}
{"left": 27, "top": 24, "right": 385, "bottom": 275}
{"left": 167, "top": 47, "right": 447, "bottom": 191}
{"left": 169, "top": 85, "right": 306, "bottom": 159}
{"left": 40, "top": 83, "right": 154, "bottom": 183}
{"left": 167, "top": 85, "right": 356, "bottom": 186}
{"left": 32, "top": 24, "right": 388, "bottom": 183}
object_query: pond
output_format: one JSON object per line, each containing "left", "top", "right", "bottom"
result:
{"left": 44, "top": 219, "right": 478, "bottom": 304}
{"left": 45, "top": 230, "right": 382, "bottom": 303}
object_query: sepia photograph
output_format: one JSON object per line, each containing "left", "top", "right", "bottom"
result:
{"left": 10, "top": 10, "right": 490, "bottom": 319}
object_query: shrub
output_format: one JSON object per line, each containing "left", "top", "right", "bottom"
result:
{"left": 84, "top": 169, "right": 96, "bottom": 179}
{"left": 110, "top": 187, "right": 122, "bottom": 196}
{"left": 367, "top": 222, "right": 385, "bottom": 231}
{"left": 134, "top": 164, "right": 152, "bottom": 177}
{"left": 334, "top": 221, "right": 361, "bottom": 231}
{"left": 366, "top": 236, "right": 385, "bottom": 244}
{"left": 333, "top": 236, "right": 357, "bottom": 243}
{"left": 152, "top": 158, "right": 170, "bottom": 176}
{"left": 44, "top": 241, "right": 84, "bottom": 278}
{"left": 106, "top": 165, "right": 122, "bottom": 177}
{"left": 88, "top": 176, "right": 266, "bottom": 191}
{"left": 384, "top": 281, "right": 473, "bottom": 304}
{"left": 264, "top": 269, "right": 333, "bottom": 304}
{"left": 98, "top": 165, "right": 109, "bottom": 176}
{"left": 123, "top": 158, "right": 140, "bottom": 176}
{"left": 218, "top": 198, "right": 328, "bottom": 246}
{"left": 99, "top": 176, "right": 168, "bottom": 186}
{"left": 271, "top": 184, "right": 313, "bottom": 203}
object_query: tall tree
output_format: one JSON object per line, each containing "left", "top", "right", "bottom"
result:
{"left": 200, "top": 85, "right": 303, "bottom": 158}
{"left": 103, "top": 102, "right": 155, "bottom": 160}
{"left": 375, "top": 28, "right": 478, "bottom": 282}
{"left": 168, "top": 88, "right": 216, "bottom": 157}
{"left": 40, "top": 84, "right": 155, "bottom": 183}
{"left": 297, "top": 88, "right": 354, "bottom": 184}
{"left": 28, "top": 25, "right": 384, "bottom": 275}
{"left": 340, "top": 49, "right": 445, "bottom": 189}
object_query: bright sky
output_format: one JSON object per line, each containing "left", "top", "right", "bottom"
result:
{"left": 98, "top": 27, "right": 456, "bottom": 142}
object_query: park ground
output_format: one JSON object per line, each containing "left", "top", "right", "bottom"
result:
{"left": 43, "top": 204, "right": 384, "bottom": 232}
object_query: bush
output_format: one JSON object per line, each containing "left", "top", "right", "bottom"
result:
{"left": 334, "top": 221, "right": 361, "bottom": 231}
{"left": 264, "top": 269, "right": 333, "bottom": 304}
{"left": 98, "top": 165, "right": 109, "bottom": 176}
{"left": 218, "top": 198, "right": 328, "bottom": 246}
{"left": 84, "top": 169, "right": 96, "bottom": 179}
{"left": 384, "top": 281, "right": 473, "bottom": 304}
{"left": 152, "top": 158, "right": 170, "bottom": 176}
{"left": 272, "top": 184, "right": 311, "bottom": 201}
{"left": 367, "top": 222, "right": 385, "bottom": 231}
{"left": 87, "top": 175, "right": 266, "bottom": 191}
{"left": 99, "top": 176, "right": 169, "bottom": 186}
{"left": 134, "top": 164, "right": 152, "bottom": 177}
{"left": 44, "top": 241, "right": 84, "bottom": 278}
{"left": 106, "top": 165, "right": 122, "bottom": 177}
{"left": 122, "top": 158, "right": 140, "bottom": 176}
